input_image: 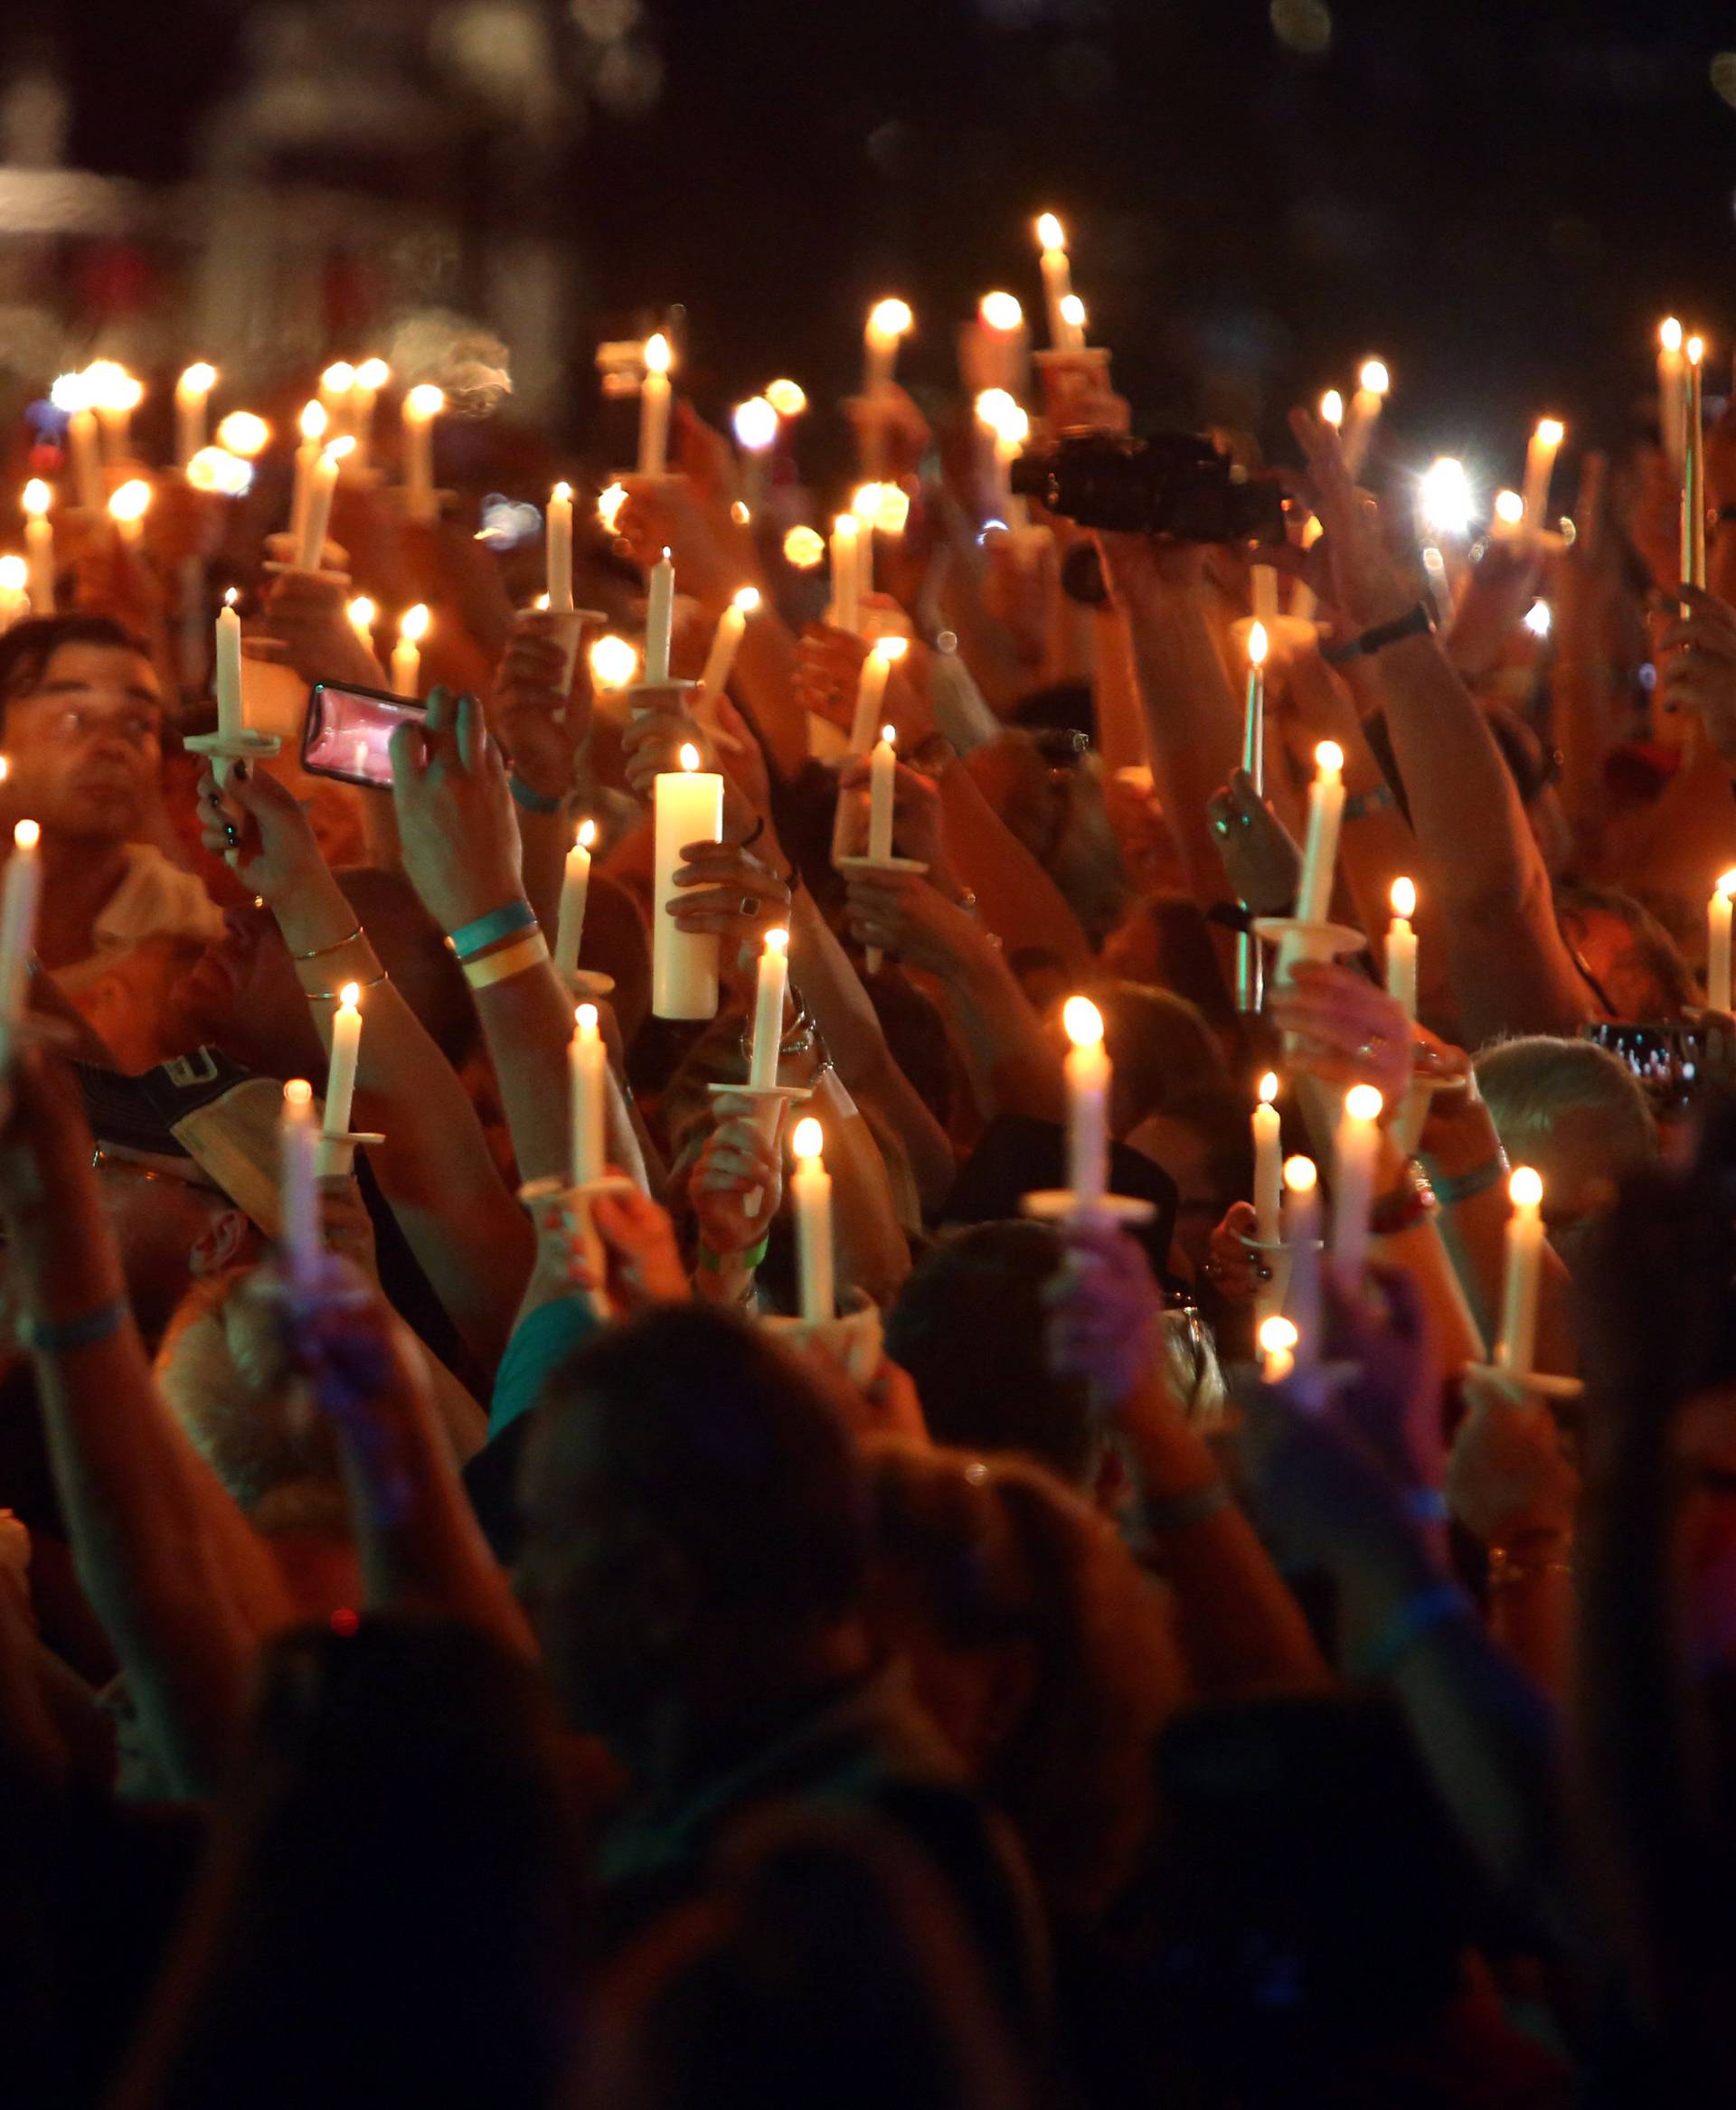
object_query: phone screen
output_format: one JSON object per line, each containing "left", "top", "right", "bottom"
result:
{"left": 1580, "top": 1021, "right": 1706, "bottom": 1107}
{"left": 301, "top": 683, "right": 426, "bottom": 789}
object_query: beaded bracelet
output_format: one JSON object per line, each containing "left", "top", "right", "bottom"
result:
{"left": 462, "top": 930, "right": 551, "bottom": 990}
{"left": 448, "top": 899, "right": 539, "bottom": 963}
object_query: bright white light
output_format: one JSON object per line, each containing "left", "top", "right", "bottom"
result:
{"left": 1419, "top": 457, "right": 1474, "bottom": 539}
{"left": 1524, "top": 599, "right": 1552, "bottom": 638}
{"left": 185, "top": 447, "right": 253, "bottom": 497}
{"left": 733, "top": 396, "right": 778, "bottom": 452}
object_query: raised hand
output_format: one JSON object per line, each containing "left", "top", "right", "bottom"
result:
{"left": 793, "top": 623, "right": 871, "bottom": 734}
{"left": 267, "top": 570, "right": 384, "bottom": 691}
{"left": 589, "top": 1185, "right": 689, "bottom": 1313}
{"left": 835, "top": 755, "right": 947, "bottom": 869}
{"left": 1656, "top": 584, "right": 1736, "bottom": 762}
{"left": 388, "top": 685, "right": 524, "bottom": 935}
{"left": 1287, "top": 404, "right": 1417, "bottom": 634}
{"left": 668, "top": 839, "right": 792, "bottom": 993}
{"left": 691, "top": 1095, "right": 785, "bottom": 1255}
{"left": 1267, "top": 958, "right": 1415, "bottom": 1110}
{"left": 1043, "top": 1215, "right": 1165, "bottom": 1408}
{"left": 194, "top": 758, "right": 326, "bottom": 907}
{"left": 1446, "top": 1371, "right": 1579, "bottom": 1549}
{"left": 487, "top": 610, "right": 590, "bottom": 802}
{"left": 842, "top": 869, "right": 986, "bottom": 978}
{"left": 1206, "top": 767, "right": 1303, "bottom": 917}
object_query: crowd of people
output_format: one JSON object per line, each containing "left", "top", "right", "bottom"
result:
{"left": 3, "top": 287, "right": 1736, "bottom": 2106}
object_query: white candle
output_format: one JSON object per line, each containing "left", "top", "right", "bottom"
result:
{"left": 696, "top": 587, "right": 759, "bottom": 714}
{"left": 68, "top": 405, "right": 103, "bottom": 513}
{"left": 1259, "top": 1314, "right": 1298, "bottom": 1385}
{"left": 570, "top": 1003, "right": 608, "bottom": 1187}
{"left": 790, "top": 1116, "right": 835, "bottom": 1322}
{"left": 554, "top": 819, "right": 596, "bottom": 977}
{"left": 1684, "top": 335, "right": 1706, "bottom": 591}
{"left": 1252, "top": 1070, "right": 1282, "bottom": 1244}
{"left": 1495, "top": 1166, "right": 1546, "bottom": 1380}
{"left": 1035, "top": 214, "right": 1087, "bottom": 351}
{"left": 976, "top": 291, "right": 1027, "bottom": 393}
{"left": 402, "top": 384, "right": 444, "bottom": 523}
{"left": 1295, "top": 740, "right": 1346, "bottom": 926}
{"left": 347, "top": 596, "right": 376, "bottom": 651}
{"left": 288, "top": 400, "right": 326, "bottom": 552}
{"left": 22, "top": 482, "right": 53, "bottom": 616}
{"left": 829, "top": 513, "right": 862, "bottom": 635}
{"left": 296, "top": 441, "right": 346, "bottom": 572}
{"left": 0, "top": 560, "right": 26, "bottom": 633}
{"left": 749, "top": 926, "right": 791, "bottom": 1089}
{"left": 547, "top": 481, "right": 574, "bottom": 612}
{"left": 1282, "top": 1155, "right": 1322, "bottom": 1363}
{"left": 1489, "top": 488, "right": 1526, "bottom": 542}
{"left": 1521, "top": 418, "right": 1564, "bottom": 537}
{"left": 319, "top": 362, "right": 355, "bottom": 437}
{"left": 644, "top": 548, "right": 675, "bottom": 684}
{"left": 0, "top": 819, "right": 42, "bottom": 1037}
{"left": 348, "top": 359, "right": 389, "bottom": 473}
{"left": 108, "top": 479, "right": 151, "bottom": 549}
{"left": 1330, "top": 1084, "right": 1384, "bottom": 1284}
{"left": 1062, "top": 994, "right": 1110, "bottom": 1215}
{"left": 175, "top": 363, "right": 216, "bottom": 472}
{"left": 652, "top": 742, "right": 723, "bottom": 1019}
{"left": 1386, "top": 876, "right": 1419, "bottom": 1021}
{"left": 1659, "top": 317, "right": 1686, "bottom": 470}
{"left": 214, "top": 589, "right": 244, "bottom": 741}
{"left": 392, "top": 604, "right": 429, "bottom": 699}
{"left": 1709, "top": 871, "right": 1736, "bottom": 1012}
{"left": 638, "top": 333, "right": 673, "bottom": 476}
{"left": 862, "top": 298, "right": 912, "bottom": 476}
{"left": 848, "top": 635, "right": 906, "bottom": 753}
{"left": 867, "top": 724, "right": 897, "bottom": 862}
{"left": 1339, "top": 359, "right": 1389, "bottom": 479}
{"left": 322, "top": 982, "right": 363, "bottom": 1138}
{"left": 278, "top": 1079, "right": 320, "bottom": 1283}
{"left": 1242, "top": 620, "right": 1268, "bottom": 793}
{"left": 89, "top": 364, "right": 142, "bottom": 465}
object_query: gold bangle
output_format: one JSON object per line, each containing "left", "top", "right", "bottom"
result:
{"left": 462, "top": 930, "right": 551, "bottom": 990}
{"left": 302, "top": 969, "right": 390, "bottom": 1001}
{"left": 291, "top": 924, "right": 364, "bottom": 961}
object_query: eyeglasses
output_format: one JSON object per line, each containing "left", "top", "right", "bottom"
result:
{"left": 90, "top": 1146, "right": 225, "bottom": 1199}
{"left": 51, "top": 704, "right": 160, "bottom": 749}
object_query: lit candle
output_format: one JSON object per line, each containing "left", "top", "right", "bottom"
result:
{"left": 570, "top": 1003, "right": 607, "bottom": 1187}
{"left": 1252, "top": 1070, "right": 1282, "bottom": 1243}
{"left": 1495, "top": 1166, "right": 1546, "bottom": 1380}
{"left": 1521, "top": 418, "right": 1564, "bottom": 538}
{"left": 638, "top": 333, "right": 673, "bottom": 476}
{"left": 1259, "top": 1314, "right": 1298, "bottom": 1385}
{"left": 696, "top": 586, "right": 760, "bottom": 714}
{"left": 392, "top": 604, "right": 429, "bottom": 699}
{"left": 1386, "top": 876, "right": 1419, "bottom": 1021}
{"left": 89, "top": 363, "right": 142, "bottom": 464}
{"left": 1659, "top": 317, "right": 1686, "bottom": 469}
{"left": 547, "top": 480, "right": 574, "bottom": 612}
{"left": 1708, "top": 870, "right": 1736, "bottom": 1012}
{"left": 1242, "top": 620, "right": 1268, "bottom": 793}
{"left": 732, "top": 395, "right": 778, "bottom": 513}
{"left": 322, "top": 981, "right": 363, "bottom": 1139}
{"left": 1062, "top": 994, "right": 1110, "bottom": 1216}
{"left": 289, "top": 400, "right": 327, "bottom": 552}
{"left": 0, "top": 560, "right": 26, "bottom": 633}
{"left": 653, "top": 743, "right": 723, "bottom": 1019}
{"left": 590, "top": 635, "right": 639, "bottom": 696}
{"left": 1290, "top": 513, "right": 1325, "bottom": 626}
{"left": 278, "top": 1079, "right": 320, "bottom": 1284}
{"left": 345, "top": 358, "right": 387, "bottom": 471}
{"left": 850, "top": 635, "right": 907, "bottom": 752}
{"left": 1489, "top": 488, "right": 1526, "bottom": 541}
{"left": 214, "top": 589, "right": 244, "bottom": 741}
{"left": 1684, "top": 335, "right": 1706, "bottom": 591}
{"left": 1035, "top": 214, "right": 1087, "bottom": 351}
{"left": 993, "top": 406, "right": 1033, "bottom": 532}
{"left": 644, "top": 547, "right": 675, "bottom": 684}
{"left": 1318, "top": 390, "right": 1344, "bottom": 433}
{"left": 1294, "top": 739, "right": 1346, "bottom": 926}
{"left": 346, "top": 596, "right": 376, "bottom": 650}
{"left": 0, "top": 819, "right": 42, "bottom": 1040}
{"left": 402, "top": 383, "right": 445, "bottom": 523}
{"left": 789, "top": 1116, "right": 835, "bottom": 1322}
{"left": 21, "top": 482, "right": 53, "bottom": 617}
{"left": 296, "top": 439, "right": 350, "bottom": 573}
{"left": 1059, "top": 293, "right": 1088, "bottom": 344}
{"left": 319, "top": 361, "right": 355, "bottom": 435}
{"left": 175, "top": 363, "right": 216, "bottom": 472}
{"left": 554, "top": 819, "right": 596, "bottom": 977}
{"left": 976, "top": 291, "right": 1027, "bottom": 393}
{"left": 862, "top": 298, "right": 913, "bottom": 476}
{"left": 767, "top": 378, "right": 807, "bottom": 419}
{"left": 1330, "top": 1084, "right": 1384, "bottom": 1284}
{"left": 868, "top": 723, "right": 897, "bottom": 862}
{"left": 1282, "top": 1156, "right": 1322, "bottom": 1364}
{"left": 217, "top": 410, "right": 270, "bottom": 460}
{"left": 52, "top": 373, "right": 104, "bottom": 513}
{"left": 107, "top": 479, "right": 152, "bottom": 549}
{"left": 748, "top": 926, "right": 791, "bottom": 1090}
{"left": 829, "top": 513, "right": 862, "bottom": 634}
{"left": 1339, "top": 359, "right": 1390, "bottom": 479}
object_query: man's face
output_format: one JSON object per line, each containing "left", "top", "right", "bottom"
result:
{"left": 169, "top": 902, "right": 323, "bottom": 1079}
{"left": 3, "top": 644, "right": 163, "bottom": 842}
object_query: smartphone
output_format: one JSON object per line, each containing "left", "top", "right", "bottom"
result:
{"left": 301, "top": 682, "right": 426, "bottom": 790}
{"left": 1580, "top": 1021, "right": 1708, "bottom": 1107}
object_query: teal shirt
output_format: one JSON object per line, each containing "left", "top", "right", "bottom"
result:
{"left": 488, "top": 1295, "right": 599, "bottom": 1436}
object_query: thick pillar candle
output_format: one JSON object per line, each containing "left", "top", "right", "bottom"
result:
{"left": 644, "top": 549, "right": 675, "bottom": 684}
{"left": 570, "top": 1003, "right": 607, "bottom": 1187}
{"left": 638, "top": 334, "right": 673, "bottom": 476}
{"left": 1282, "top": 1155, "right": 1322, "bottom": 1363}
{"left": 1709, "top": 871, "right": 1736, "bottom": 1012}
{"left": 748, "top": 926, "right": 790, "bottom": 1089}
{"left": 1496, "top": 1167, "right": 1546, "bottom": 1379}
{"left": 0, "top": 819, "right": 42, "bottom": 1038}
{"left": 789, "top": 1116, "right": 835, "bottom": 1322}
{"left": 322, "top": 982, "right": 363, "bottom": 1138}
{"left": 278, "top": 1080, "right": 320, "bottom": 1283}
{"left": 829, "top": 513, "right": 862, "bottom": 635}
{"left": 1252, "top": 1071, "right": 1282, "bottom": 1243}
{"left": 1386, "top": 876, "right": 1419, "bottom": 1020}
{"left": 402, "top": 384, "right": 444, "bottom": 523}
{"left": 547, "top": 481, "right": 574, "bottom": 611}
{"left": 1330, "top": 1085, "right": 1384, "bottom": 1284}
{"left": 1521, "top": 418, "right": 1564, "bottom": 537}
{"left": 1062, "top": 995, "right": 1110, "bottom": 1216}
{"left": 554, "top": 819, "right": 596, "bottom": 977}
{"left": 21, "top": 482, "right": 53, "bottom": 616}
{"left": 1339, "top": 360, "right": 1390, "bottom": 479}
{"left": 696, "top": 587, "right": 759, "bottom": 713}
{"left": 214, "top": 589, "right": 244, "bottom": 741}
{"left": 652, "top": 743, "right": 723, "bottom": 1019}
{"left": 1295, "top": 740, "right": 1346, "bottom": 926}
{"left": 392, "top": 605, "right": 429, "bottom": 699}
{"left": 1036, "top": 215, "right": 1087, "bottom": 351}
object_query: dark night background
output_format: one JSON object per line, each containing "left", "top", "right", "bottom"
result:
{"left": 9, "top": 0, "right": 1736, "bottom": 492}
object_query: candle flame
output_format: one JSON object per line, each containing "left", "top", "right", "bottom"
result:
{"left": 1284, "top": 1154, "right": 1317, "bottom": 1194}
{"left": 732, "top": 586, "right": 761, "bottom": 613}
{"left": 766, "top": 378, "right": 807, "bottom": 417}
{"left": 348, "top": 596, "right": 375, "bottom": 629}
{"left": 1390, "top": 875, "right": 1417, "bottom": 918}
{"left": 880, "top": 723, "right": 897, "bottom": 747}
{"left": 1719, "top": 869, "right": 1736, "bottom": 900}
{"left": 589, "top": 635, "right": 639, "bottom": 688}
{"left": 1345, "top": 1084, "right": 1384, "bottom": 1123}
{"left": 284, "top": 1078, "right": 314, "bottom": 1111}
{"left": 1494, "top": 488, "right": 1525, "bottom": 527}
{"left": 14, "top": 817, "right": 39, "bottom": 850}
{"left": 1523, "top": 599, "right": 1552, "bottom": 638}
{"left": 0, "top": 557, "right": 24, "bottom": 593}
{"left": 0, "top": 758, "right": 9, "bottom": 783}
{"left": 1358, "top": 358, "right": 1390, "bottom": 396}
{"left": 1662, "top": 316, "right": 1684, "bottom": 352}
{"left": 783, "top": 524, "right": 826, "bottom": 569}
{"left": 552, "top": 480, "right": 572, "bottom": 504}
{"left": 1036, "top": 212, "right": 1066, "bottom": 251}
{"left": 224, "top": 586, "right": 239, "bottom": 608}
{"left": 299, "top": 400, "right": 327, "bottom": 443}
{"left": 1420, "top": 457, "right": 1474, "bottom": 537}
{"left": 406, "top": 382, "right": 446, "bottom": 418}
{"left": 533, "top": 593, "right": 551, "bottom": 611}
{"left": 1248, "top": 620, "right": 1269, "bottom": 667}
{"left": 321, "top": 362, "right": 355, "bottom": 394}
{"left": 354, "top": 357, "right": 390, "bottom": 391}
{"left": 107, "top": 479, "right": 152, "bottom": 523}
{"left": 49, "top": 372, "right": 90, "bottom": 412}
{"left": 339, "top": 981, "right": 361, "bottom": 1008}
{"left": 1300, "top": 513, "right": 1324, "bottom": 549}
{"left": 1688, "top": 335, "right": 1706, "bottom": 367}
{"left": 1062, "top": 994, "right": 1105, "bottom": 1050}
{"left": 577, "top": 1002, "right": 599, "bottom": 1033}
{"left": 1315, "top": 739, "right": 1344, "bottom": 776}
{"left": 1259, "top": 1314, "right": 1298, "bottom": 1355}
{"left": 852, "top": 481, "right": 887, "bottom": 523}
{"left": 979, "top": 291, "right": 1024, "bottom": 331}
{"left": 323, "top": 436, "right": 355, "bottom": 464}
{"left": 597, "top": 481, "right": 628, "bottom": 533}
{"left": 1535, "top": 417, "right": 1565, "bottom": 447}
{"left": 577, "top": 817, "right": 597, "bottom": 849}
{"left": 643, "top": 332, "right": 672, "bottom": 377}
{"left": 764, "top": 926, "right": 789, "bottom": 954}
{"left": 1319, "top": 389, "right": 1344, "bottom": 428}
{"left": 84, "top": 362, "right": 142, "bottom": 413}
{"left": 792, "top": 1116, "right": 824, "bottom": 1161}
{"left": 975, "top": 386, "right": 1018, "bottom": 437}
{"left": 678, "top": 742, "right": 701, "bottom": 773}
{"left": 400, "top": 603, "right": 429, "bottom": 643}
{"left": 1060, "top": 293, "right": 1087, "bottom": 330}
{"left": 1258, "top": 1070, "right": 1278, "bottom": 1105}
{"left": 180, "top": 362, "right": 216, "bottom": 395}
{"left": 216, "top": 410, "right": 269, "bottom": 457}
{"left": 732, "top": 395, "right": 778, "bottom": 451}
{"left": 868, "top": 297, "right": 913, "bottom": 339}
{"left": 1509, "top": 1165, "right": 1543, "bottom": 1209}
{"left": 186, "top": 447, "right": 252, "bottom": 496}
{"left": 873, "top": 635, "right": 910, "bottom": 664}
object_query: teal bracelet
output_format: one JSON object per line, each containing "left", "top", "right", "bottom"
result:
{"left": 448, "top": 899, "right": 538, "bottom": 962}
{"left": 697, "top": 1235, "right": 769, "bottom": 1272}
{"left": 23, "top": 1297, "right": 129, "bottom": 1352}
{"left": 1357, "top": 1581, "right": 1467, "bottom": 1682}
{"left": 509, "top": 774, "right": 564, "bottom": 816}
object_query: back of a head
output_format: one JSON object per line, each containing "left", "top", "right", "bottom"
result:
{"left": 1474, "top": 1033, "right": 1657, "bottom": 1178}
{"left": 885, "top": 1221, "right": 1094, "bottom": 1484}
{"left": 1089, "top": 980, "right": 1228, "bottom": 1133}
